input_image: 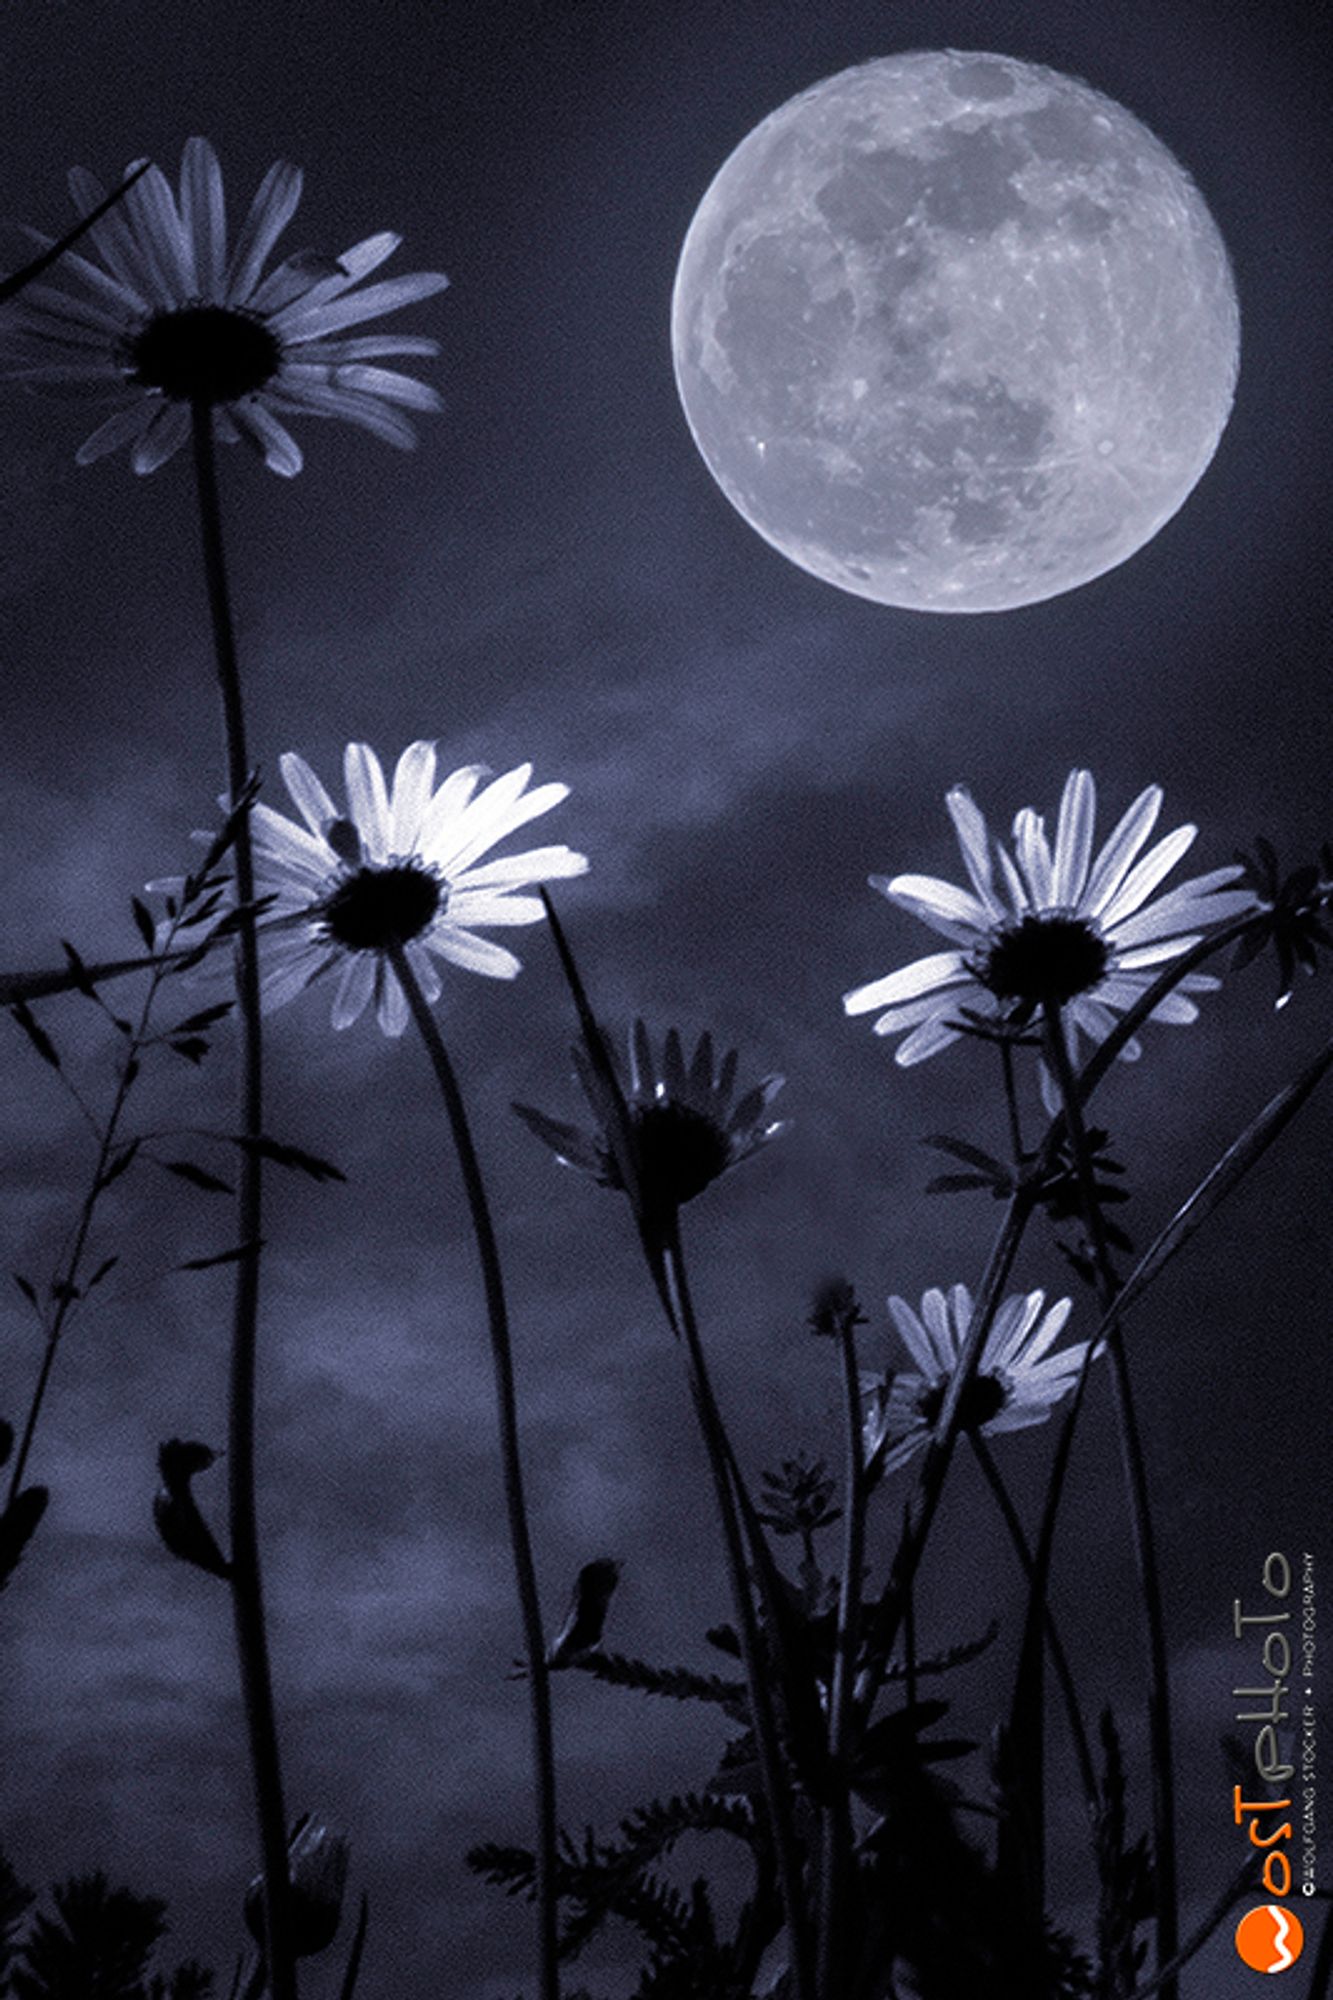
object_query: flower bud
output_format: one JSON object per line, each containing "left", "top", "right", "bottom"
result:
{"left": 245, "top": 1814, "right": 350, "bottom": 1959}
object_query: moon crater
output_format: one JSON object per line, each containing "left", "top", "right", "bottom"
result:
{"left": 672, "top": 51, "right": 1240, "bottom": 611}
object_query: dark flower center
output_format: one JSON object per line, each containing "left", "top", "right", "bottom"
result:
{"left": 917, "top": 1372, "right": 1009, "bottom": 1431}
{"left": 129, "top": 304, "right": 282, "bottom": 403}
{"left": 628, "top": 1101, "right": 732, "bottom": 1208}
{"left": 322, "top": 863, "right": 443, "bottom": 952}
{"left": 980, "top": 913, "right": 1109, "bottom": 1006}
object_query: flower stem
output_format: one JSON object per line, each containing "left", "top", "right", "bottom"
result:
{"left": 969, "top": 1431, "right": 1099, "bottom": 1822}
{"left": 1043, "top": 1000, "right": 1178, "bottom": 2000}
{"left": 816, "top": 1307, "right": 869, "bottom": 2000}
{"left": 385, "top": 940, "right": 559, "bottom": 2000}
{"left": 189, "top": 403, "right": 294, "bottom": 2000}
{"left": 656, "top": 1221, "right": 815, "bottom": 2000}
{"left": 858, "top": 1184, "right": 1034, "bottom": 1719}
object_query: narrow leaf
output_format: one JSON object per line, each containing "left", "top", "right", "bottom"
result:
{"left": 337, "top": 1892, "right": 369, "bottom": 2000}
{"left": 230, "top": 1134, "right": 347, "bottom": 1183}
{"left": 10, "top": 1001, "right": 59, "bottom": 1071}
{"left": 163, "top": 1160, "right": 234, "bottom": 1195}
{"left": 177, "top": 1241, "right": 262, "bottom": 1272}
{"left": 96, "top": 1139, "right": 140, "bottom": 1192}
{"left": 173, "top": 1003, "right": 234, "bottom": 1033}
{"left": 131, "top": 896, "right": 157, "bottom": 951}
{"left": 12, "top": 1273, "right": 39, "bottom": 1309}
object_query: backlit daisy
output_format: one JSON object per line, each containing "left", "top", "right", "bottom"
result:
{"left": 235, "top": 741, "right": 586, "bottom": 1036}
{"left": 862, "top": 1284, "right": 1087, "bottom": 1475}
{"left": 514, "top": 1021, "right": 787, "bottom": 1220}
{"left": 843, "top": 768, "right": 1257, "bottom": 1075}
{"left": 1, "top": 137, "right": 448, "bottom": 475}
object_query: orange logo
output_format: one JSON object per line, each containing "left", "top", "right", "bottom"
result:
{"left": 1235, "top": 1904, "right": 1305, "bottom": 1973}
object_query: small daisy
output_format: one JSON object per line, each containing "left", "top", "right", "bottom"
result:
{"left": 1, "top": 137, "right": 448, "bottom": 475}
{"left": 514, "top": 1021, "right": 787, "bottom": 1218}
{"left": 862, "top": 1284, "right": 1088, "bottom": 1475}
{"left": 843, "top": 768, "right": 1258, "bottom": 1077}
{"left": 232, "top": 741, "right": 586, "bottom": 1036}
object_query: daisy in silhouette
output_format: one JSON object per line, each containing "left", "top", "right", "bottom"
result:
{"left": 230, "top": 741, "right": 586, "bottom": 1035}
{"left": 863, "top": 1283, "right": 1087, "bottom": 1475}
{"left": 515, "top": 1021, "right": 786, "bottom": 1223}
{"left": 1, "top": 137, "right": 447, "bottom": 474}
{"left": 843, "top": 767, "right": 1256, "bottom": 1074}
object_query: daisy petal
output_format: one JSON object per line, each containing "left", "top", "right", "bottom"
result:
{"left": 180, "top": 137, "right": 226, "bottom": 297}
{"left": 75, "top": 401, "right": 154, "bottom": 464}
{"left": 895, "top": 1015, "right": 964, "bottom": 1066}
{"left": 1084, "top": 786, "right": 1163, "bottom": 914}
{"left": 344, "top": 743, "right": 393, "bottom": 860}
{"left": 131, "top": 400, "right": 190, "bottom": 474}
{"left": 1052, "top": 769, "right": 1096, "bottom": 907}
{"left": 226, "top": 158, "right": 303, "bottom": 303}
{"left": 878, "top": 872, "right": 992, "bottom": 943}
{"left": 843, "top": 952, "right": 967, "bottom": 1016}
{"left": 1098, "top": 823, "right": 1198, "bottom": 928}
{"left": 280, "top": 753, "right": 340, "bottom": 840}
{"left": 945, "top": 786, "right": 1004, "bottom": 917}
{"left": 427, "top": 927, "right": 523, "bottom": 980}
{"left": 331, "top": 952, "right": 375, "bottom": 1029}
{"left": 231, "top": 397, "right": 303, "bottom": 477}
{"left": 390, "top": 741, "right": 438, "bottom": 851}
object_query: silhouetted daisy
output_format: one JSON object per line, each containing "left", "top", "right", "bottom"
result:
{"left": 515, "top": 1022, "right": 786, "bottom": 1218}
{"left": 235, "top": 741, "right": 586, "bottom": 1035}
{"left": 1, "top": 137, "right": 447, "bottom": 474}
{"left": 862, "top": 1284, "right": 1087, "bottom": 1474}
{"left": 843, "top": 768, "right": 1256, "bottom": 1073}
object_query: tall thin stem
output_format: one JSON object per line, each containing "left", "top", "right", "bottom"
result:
{"left": 656, "top": 1222, "right": 815, "bottom": 2000}
{"left": 969, "top": 1432, "right": 1099, "bottom": 1821}
{"left": 858, "top": 1185, "right": 1035, "bottom": 1719}
{"left": 190, "top": 404, "right": 294, "bottom": 2000}
{"left": 385, "top": 940, "right": 559, "bottom": 2000}
{"left": 1044, "top": 1001, "right": 1178, "bottom": 2000}
{"left": 816, "top": 1308, "right": 868, "bottom": 2000}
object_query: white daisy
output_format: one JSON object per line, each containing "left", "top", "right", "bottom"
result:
{"left": 0, "top": 137, "right": 448, "bottom": 475}
{"left": 843, "top": 768, "right": 1258, "bottom": 1077}
{"left": 237, "top": 741, "right": 587, "bottom": 1036}
{"left": 862, "top": 1284, "right": 1088, "bottom": 1475}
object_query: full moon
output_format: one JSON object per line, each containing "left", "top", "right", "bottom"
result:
{"left": 671, "top": 51, "right": 1239, "bottom": 612}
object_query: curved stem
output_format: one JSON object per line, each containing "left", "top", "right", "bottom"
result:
{"left": 190, "top": 404, "right": 294, "bottom": 2000}
{"left": 386, "top": 940, "right": 559, "bottom": 2000}
{"left": 656, "top": 1221, "right": 815, "bottom": 2000}
{"left": 1044, "top": 1001, "right": 1178, "bottom": 2000}
{"left": 816, "top": 1312, "right": 868, "bottom": 2000}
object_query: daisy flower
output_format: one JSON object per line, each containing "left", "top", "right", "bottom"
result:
{"left": 0, "top": 137, "right": 448, "bottom": 475}
{"left": 862, "top": 1284, "right": 1088, "bottom": 1475}
{"left": 231, "top": 741, "right": 587, "bottom": 1036}
{"left": 514, "top": 1021, "right": 787, "bottom": 1217}
{"left": 843, "top": 767, "right": 1258, "bottom": 1077}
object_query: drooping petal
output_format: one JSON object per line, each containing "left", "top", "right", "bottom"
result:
{"left": 426, "top": 926, "right": 523, "bottom": 979}
{"left": 75, "top": 401, "right": 155, "bottom": 464}
{"left": 894, "top": 1014, "right": 964, "bottom": 1066}
{"left": 231, "top": 397, "right": 303, "bottom": 477}
{"left": 130, "top": 399, "right": 190, "bottom": 473}
{"left": 330, "top": 952, "right": 375, "bottom": 1029}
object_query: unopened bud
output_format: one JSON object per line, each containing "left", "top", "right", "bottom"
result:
{"left": 245, "top": 1814, "right": 350, "bottom": 1960}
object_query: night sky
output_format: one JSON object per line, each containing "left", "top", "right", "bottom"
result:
{"left": 1, "top": 2, "right": 1330, "bottom": 1996}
